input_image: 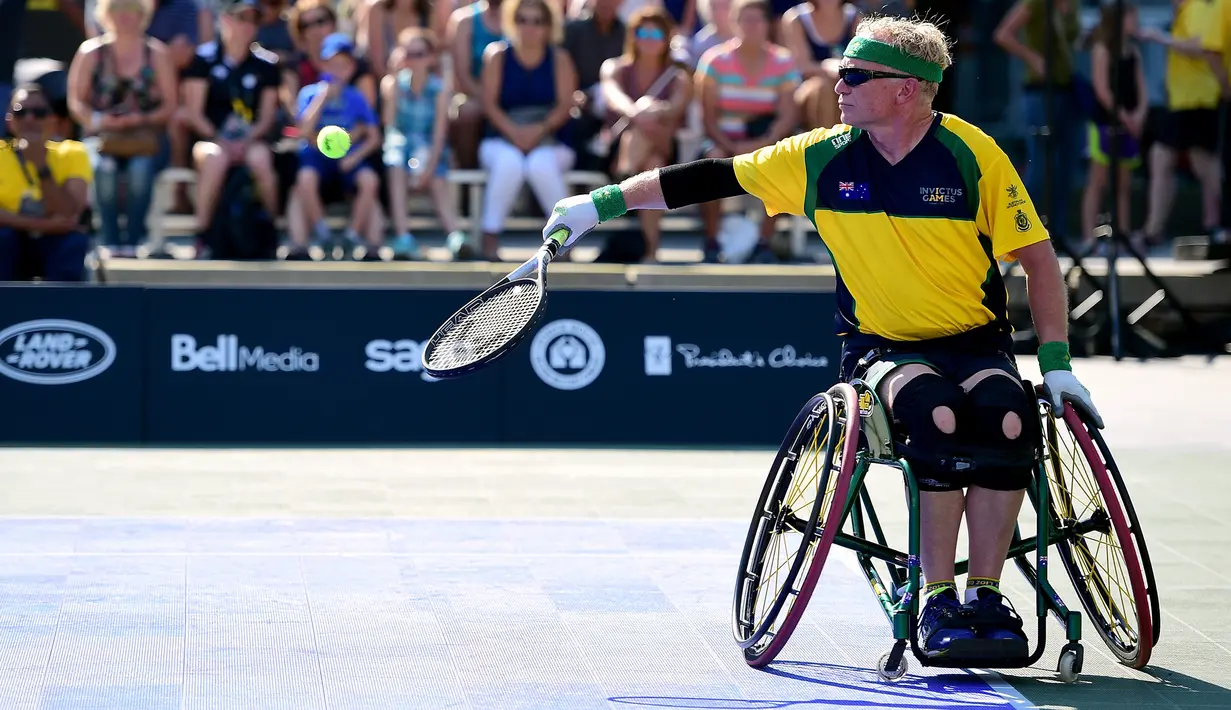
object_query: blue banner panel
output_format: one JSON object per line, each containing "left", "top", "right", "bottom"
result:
{"left": 142, "top": 288, "right": 503, "bottom": 444}
{"left": 0, "top": 285, "right": 144, "bottom": 444}
{"left": 498, "top": 290, "right": 842, "bottom": 446}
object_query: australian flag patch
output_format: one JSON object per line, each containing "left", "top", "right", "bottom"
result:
{"left": 838, "top": 181, "right": 870, "bottom": 200}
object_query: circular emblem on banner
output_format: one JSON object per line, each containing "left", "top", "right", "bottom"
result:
{"left": 529, "top": 319, "right": 605, "bottom": 390}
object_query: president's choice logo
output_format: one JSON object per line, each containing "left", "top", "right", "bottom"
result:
{"left": 171, "top": 334, "right": 319, "bottom": 372}
{"left": 0, "top": 319, "right": 116, "bottom": 385}
{"left": 643, "top": 335, "right": 829, "bottom": 375}
{"left": 364, "top": 339, "right": 439, "bottom": 381}
{"left": 530, "top": 319, "right": 605, "bottom": 390}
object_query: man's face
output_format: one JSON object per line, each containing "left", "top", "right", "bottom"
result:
{"left": 594, "top": 0, "right": 620, "bottom": 17}
{"left": 5, "top": 91, "right": 50, "bottom": 141}
{"left": 834, "top": 57, "right": 914, "bottom": 129}
{"left": 223, "top": 7, "right": 260, "bottom": 43}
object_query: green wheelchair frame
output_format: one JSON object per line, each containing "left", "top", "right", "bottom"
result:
{"left": 732, "top": 378, "right": 1160, "bottom": 684}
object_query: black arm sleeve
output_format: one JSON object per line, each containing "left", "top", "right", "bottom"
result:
{"left": 659, "top": 158, "right": 748, "bottom": 210}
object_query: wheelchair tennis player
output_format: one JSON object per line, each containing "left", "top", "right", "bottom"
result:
{"left": 542, "top": 14, "right": 1104, "bottom": 657}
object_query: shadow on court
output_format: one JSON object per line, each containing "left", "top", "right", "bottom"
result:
{"left": 1004, "top": 666, "right": 1231, "bottom": 709}
{"left": 609, "top": 661, "right": 1022, "bottom": 709}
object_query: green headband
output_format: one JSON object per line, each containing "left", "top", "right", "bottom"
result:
{"left": 843, "top": 36, "right": 944, "bottom": 83}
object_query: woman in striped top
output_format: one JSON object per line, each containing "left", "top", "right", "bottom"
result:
{"left": 695, "top": 0, "right": 801, "bottom": 262}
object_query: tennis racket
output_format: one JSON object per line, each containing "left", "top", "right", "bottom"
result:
{"left": 420, "top": 227, "right": 572, "bottom": 379}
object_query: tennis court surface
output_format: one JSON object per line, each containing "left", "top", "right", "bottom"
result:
{"left": 1, "top": 357, "right": 1227, "bottom": 709}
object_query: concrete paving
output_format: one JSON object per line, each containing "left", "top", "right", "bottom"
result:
{"left": 0, "top": 356, "right": 1227, "bottom": 708}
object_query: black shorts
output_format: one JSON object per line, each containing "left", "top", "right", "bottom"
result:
{"left": 839, "top": 323, "right": 1019, "bottom": 386}
{"left": 840, "top": 324, "right": 1032, "bottom": 493}
{"left": 1156, "top": 108, "right": 1220, "bottom": 153}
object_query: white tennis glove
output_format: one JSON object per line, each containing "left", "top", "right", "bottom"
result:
{"left": 1042, "top": 369, "right": 1104, "bottom": 429}
{"left": 543, "top": 194, "right": 599, "bottom": 250}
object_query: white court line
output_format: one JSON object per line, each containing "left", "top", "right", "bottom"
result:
{"left": 0, "top": 550, "right": 741, "bottom": 558}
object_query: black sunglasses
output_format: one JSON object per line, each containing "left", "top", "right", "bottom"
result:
{"left": 838, "top": 67, "right": 919, "bottom": 87}
{"left": 515, "top": 14, "right": 547, "bottom": 25}
{"left": 298, "top": 15, "right": 331, "bottom": 30}
{"left": 11, "top": 103, "right": 50, "bottom": 119}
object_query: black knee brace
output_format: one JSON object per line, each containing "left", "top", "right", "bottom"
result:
{"left": 965, "top": 376, "right": 1035, "bottom": 491}
{"left": 892, "top": 375, "right": 968, "bottom": 491}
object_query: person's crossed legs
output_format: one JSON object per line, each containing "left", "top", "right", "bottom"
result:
{"left": 878, "top": 361, "right": 1034, "bottom": 656}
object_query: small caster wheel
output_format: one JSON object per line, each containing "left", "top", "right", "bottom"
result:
{"left": 876, "top": 651, "right": 908, "bottom": 682}
{"left": 1057, "top": 650, "right": 1080, "bottom": 683}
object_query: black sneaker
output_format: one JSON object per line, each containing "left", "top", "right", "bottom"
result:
{"left": 965, "top": 587, "right": 1027, "bottom": 643}
{"left": 918, "top": 589, "right": 977, "bottom": 656}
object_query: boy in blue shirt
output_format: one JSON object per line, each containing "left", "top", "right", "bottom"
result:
{"left": 294, "top": 33, "right": 381, "bottom": 254}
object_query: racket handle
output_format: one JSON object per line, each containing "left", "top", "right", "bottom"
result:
{"left": 544, "top": 227, "right": 571, "bottom": 256}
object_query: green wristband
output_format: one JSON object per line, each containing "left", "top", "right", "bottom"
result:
{"left": 1037, "top": 341, "right": 1072, "bottom": 373}
{"left": 589, "top": 184, "right": 627, "bottom": 223}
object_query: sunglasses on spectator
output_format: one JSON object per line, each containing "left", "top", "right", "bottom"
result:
{"left": 10, "top": 103, "right": 50, "bottom": 119}
{"left": 228, "top": 9, "right": 260, "bottom": 23}
{"left": 837, "top": 67, "right": 918, "bottom": 87}
{"left": 404, "top": 49, "right": 431, "bottom": 59}
{"left": 635, "top": 26, "right": 666, "bottom": 41}
{"left": 299, "top": 15, "right": 330, "bottom": 30}
{"left": 515, "top": 14, "right": 547, "bottom": 26}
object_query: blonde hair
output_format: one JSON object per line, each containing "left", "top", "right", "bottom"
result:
{"left": 853, "top": 15, "right": 953, "bottom": 101}
{"left": 501, "top": 0, "right": 564, "bottom": 47}
{"left": 94, "top": 0, "right": 154, "bottom": 34}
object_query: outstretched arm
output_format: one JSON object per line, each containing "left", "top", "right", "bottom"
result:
{"left": 543, "top": 158, "right": 749, "bottom": 247}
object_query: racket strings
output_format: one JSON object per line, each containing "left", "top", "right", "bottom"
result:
{"left": 425, "top": 281, "right": 542, "bottom": 370}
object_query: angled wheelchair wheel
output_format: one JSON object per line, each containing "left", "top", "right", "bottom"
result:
{"left": 1037, "top": 388, "right": 1160, "bottom": 669}
{"left": 732, "top": 383, "right": 860, "bottom": 668}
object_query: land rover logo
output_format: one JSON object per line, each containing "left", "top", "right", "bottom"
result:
{"left": 0, "top": 319, "right": 117, "bottom": 385}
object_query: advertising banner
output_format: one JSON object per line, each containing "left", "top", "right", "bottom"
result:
{"left": 499, "top": 291, "right": 841, "bottom": 445}
{"left": 142, "top": 287, "right": 503, "bottom": 444}
{"left": 0, "top": 285, "right": 144, "bottom": 444}
{"left": 0, "top": 286, "right": 842, "bottom": 447}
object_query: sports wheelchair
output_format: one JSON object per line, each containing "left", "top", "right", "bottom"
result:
{"left": 731, "top": 376, "right": 1160, "bottom": 683}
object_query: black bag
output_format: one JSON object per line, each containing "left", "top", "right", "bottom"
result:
{"left": 207, "top": 168, "right": 277, "bottom": 260}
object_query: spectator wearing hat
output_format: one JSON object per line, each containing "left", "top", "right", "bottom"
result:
{"left": 181, "top": 0, "right": 282, "bottom": 255}
{"left": 290, "top": 32, "right": 382, "bottom": 258}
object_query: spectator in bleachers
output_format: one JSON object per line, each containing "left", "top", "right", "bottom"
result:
{"left": 446, "top": 0, "right": 506, "bottom": 169}
{"left": 1137, "top": 0, "right": 1225, "bottom": 248}
{"left": 362, "top": 0, "right": 452, "bottom": 78}
{"left": 993, "top": 0, "right": 1083, "bottom": 244}
{"left": 694, "top": 0, "right": 800, "bottom": 263}
{"left": 292, "top": 33, "right": 383, "bottom": 257}
{"left": 67, "top": 0, "right": 177, "bottom": 257}
{"left": 256, "top": 0, "right": 296, "bottom": 63}
{"left": 1204, "top": 0, "right": 1231, "bottom": 237}
{"left": 687, "top": 0, "right": 734, "bottom": 69}
{"left": 284, "top": 0, "right": 379, "bottom": 119}
{"left": 382, "top": 28, "right": 465, "bottom": 259}
{"left": 477, "top": 0, "right": 579, "bottom": 261}
{"left": 115, "top": 0, "right": 213, "bottom": 216}
{"left": 598, "top": 6, "right": 692, "bottom": 261}
{"left": 1079, "top": 2, "right": 1147, "bottom": 256}
{"left": 181, "top": 0, "right": 281, "bottom": 255}
{"left": 778, "top": 0, "right": 858, "bottom": 130}
{"left": 0, "top": 84, "right": 93, "bottom": 282}
{"left": 563, "top": 0, "right": 625, "bottom": 171}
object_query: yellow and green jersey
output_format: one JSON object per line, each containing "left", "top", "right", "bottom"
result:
{"left": 732, "top": 112, "right": 1049, "bottom": 344}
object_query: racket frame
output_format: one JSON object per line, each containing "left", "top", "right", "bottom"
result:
{"left": 420, "top": 228, "right": 571, "bottom": 378}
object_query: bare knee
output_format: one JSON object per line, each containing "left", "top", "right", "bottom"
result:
{"left": 932, "top": 405, "right": 957, "bottom": 435}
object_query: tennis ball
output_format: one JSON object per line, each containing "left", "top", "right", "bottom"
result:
{"left": 317, "top": 125, "right": 351, "bottom": 159}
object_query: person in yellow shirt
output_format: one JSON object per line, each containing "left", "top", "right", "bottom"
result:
{"left": 1137, "top": 0, "right": 1224, "bottom": 246}
{"left": 0, "top": 84, "right": 93, "bottom": 281}
{"left": 542, "top": 15, "right": 1102, "bottom": 657}
{"left": 1199, "top": 0, "right": 1230, "bottom": 233}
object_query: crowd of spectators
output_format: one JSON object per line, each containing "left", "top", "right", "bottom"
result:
{"left": 2, "top": 0, "right": 1230, "bottom": 281}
